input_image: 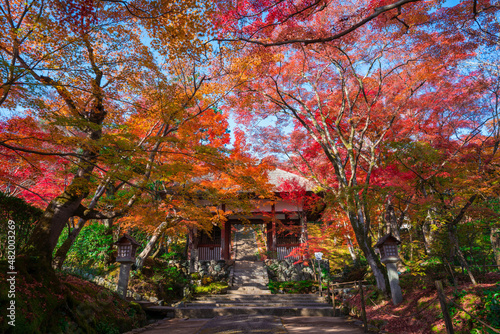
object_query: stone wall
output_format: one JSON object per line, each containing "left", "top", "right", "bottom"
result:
{"left": 62, "top": 259, "right": 234, "bottom": 303}
{"left": 264, "top": 259, "right": 330, "bottom": 282}
{"left": 191, "top": 260, "right": 234, "bottom": 282}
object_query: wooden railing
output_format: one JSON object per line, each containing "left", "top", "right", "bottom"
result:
{"left": 198, "top": 246, "right": 221, "bottom": 260}
{"left": 277, "top": 246, "right": 299, "bottom": 260}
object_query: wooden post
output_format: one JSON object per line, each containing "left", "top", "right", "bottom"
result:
{"left": 266, "top": 222, "right": 273, "bottom": 256}
{"left": 272, "top": 204, "right": 277, "bottom": 258}
{"left": 435, "top": 280, "right": 455, "bottom": 334}
{"left": 221, "top": 220, "right": 231, "bottom": 260}
{"left": 300, "top": 212, "right": 308, "bottom": 259}
{"left": 332, "top": 284, "right": 337, "bottom": 317}
{"left": 221, "top": 220, "right": 226, "bottom": 260}
{"left": 225, "top": 221, "right": 231, "bottom": 260}
{"left": 358, "top": 280, "right": 368, "bottom": 333}
{"left": 335, "top": 283, "right": 340, "bottom": 316}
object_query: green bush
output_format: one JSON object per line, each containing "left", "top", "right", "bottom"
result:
{"left": 268, "top": 280, "right": 327, "bottom": 294}
{"left": 61, "top": 223, "right": 114, "bottom": 269}
{"left": 478, "top": 283, "right": 500, "bottom": 330}
{"left": 194, "top": 282, "right": 228, "bottom": 295}
{"left": 0, "top": 192, "right": 42, "bottom": 259}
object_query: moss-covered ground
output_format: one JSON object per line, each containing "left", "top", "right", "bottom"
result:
{"left": 0, "top": 258, "right": 147, "bottom": 334}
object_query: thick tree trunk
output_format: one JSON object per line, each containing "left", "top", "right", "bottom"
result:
{"left": 24, "top": 177, "right": 92, "bottom": 266}
{"left": 135, "top": 222, "right": 167, "bottom": 270}
{"left": 348, "top": 211, "right": 389, "bottom": 293}
{"left": 52, "top": 183, "right": 107, "bottom": 268}
{"left": 491, "top": 228, "right": 500, "bottom": 266}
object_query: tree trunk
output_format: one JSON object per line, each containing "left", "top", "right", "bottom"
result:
{"left": 346, "top": 235, "right": 357, "bottom": 261}
{"left": 384, "top": 196, "right": 400, "bottom": 240}
{"left": 491, "top": 228, "right": 500, "bottom": 266}
{"left": 135, "top": 222, "right": 167, "bottom": 270}
{"left": 188, "top": 227, "right": 199, "bottom": 273}
{"left": 102, "top": 218, "right": 117, "bottom": 264}
{"left": 184, "top": 233, "right": 189, "bottom": 260}
{"left": 53, "top": 218, "right": 88, "bottom": 269}
{"left": 448, "top": 225, "right": 477, "bottom": 285}
{"left": 422, "top": 220, "right": 433, "bottom": 255}
{"left": 348, "top": 211, "right": 389, "bottom": 293}
{"left": 24, "top": 177, "right": 92, "bottom": 266}
{"left": 52, "top": 183, "right": 107, "bottom": 268}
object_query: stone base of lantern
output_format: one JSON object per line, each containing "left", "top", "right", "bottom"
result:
{"left": 384, "top": 260, "right": 403, "bottom": 305}
{"left": 117, "top": 262, "right": 132, "bottom": 299}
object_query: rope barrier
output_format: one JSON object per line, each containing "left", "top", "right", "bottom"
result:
{"left": 444, "top": 295, "right": 500, "bottom": 334}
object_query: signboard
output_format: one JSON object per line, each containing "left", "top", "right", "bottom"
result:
{"left": 314, "top": 252, "right": 323, "bottom": 260}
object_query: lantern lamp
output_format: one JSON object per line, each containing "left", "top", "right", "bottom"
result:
{"left": 375, "top": 234, "right": 401, "bottom": 264}
{"left": 115, "top": 234, "right": 140, "bottom": 263}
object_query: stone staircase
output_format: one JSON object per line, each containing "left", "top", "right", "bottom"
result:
{"left": 229, "top": 260, "right": 270, "bottom": 294}
{"left": 146, "top": 293, "right": 334, "bottom": 318}
{"left": 146, "top": 224, "right": 334, "bottom": 318}
{"left": 229, "top": 224, "right": 271, "bottom": 294}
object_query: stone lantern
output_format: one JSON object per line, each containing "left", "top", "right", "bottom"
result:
{"left": 115, "top": 234, "right": 140, "bottom": 299}
{"left": 375, "top": 234, "right": 403, "bottom": 305}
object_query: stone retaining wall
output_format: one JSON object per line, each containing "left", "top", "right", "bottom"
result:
{"left": 264, "top": 259, "right": 330, "bottom": 282}
{"left": 62, "top": 260, "right": 234, "bottom": 303}
{"left": 190, "top": 260, "right": 234, "bottom": 282}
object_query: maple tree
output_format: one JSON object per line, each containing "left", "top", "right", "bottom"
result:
{"left": 0, "top": 0, "right": 498, "bottom": 295}
{"left": 213, "top": 0, "right": 500, "bottom": 293}
{"left": 0, "top": 0, "right": 230, "bottom": 271}
{"left": 213, "top": 0, "right": 500, "bottom": 46}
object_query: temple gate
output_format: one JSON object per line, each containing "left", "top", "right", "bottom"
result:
{"left": 188, "top": 169, "right": 320, "bottom": 261}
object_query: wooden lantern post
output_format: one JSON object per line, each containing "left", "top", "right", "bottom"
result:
{"left": 375, "top": 234, "right": 403, "bottom": 305}
{"left": 115, "top": 234, "right": 140, "bottom": 299}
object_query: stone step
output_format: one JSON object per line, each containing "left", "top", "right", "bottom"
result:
{"left": 227, "top": 291, "right": 272, "bottom": 295}
{"left": 227, "top": 289, "right": 272, "bottom": 295}
{"left": 232, "top": 280, "right": 268, "bottom": 285}
{"left": 147, "top": 306, "right": 334, "bottom": 318}
{"left": 195, "top": 294, "right": 327, "bottom": 302}
{"left": 233, "top": 272, "right": 267, "bottom": 276}
{"left": 230, "top": 282, "right": 268, "bottom": 286}
{"left": 233, "top": 276, "right": 267, "bottom": 280}
{"left": 185, "top": 302, "right": 330, "bottom": 307}
{"left": 234, "top": 267, "right": 265, "bottom": 271}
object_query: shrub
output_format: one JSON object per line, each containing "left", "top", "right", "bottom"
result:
{"left": 62, "top": 223, "right": 114, "bottom": 269}
{"left": 342, "top": 257, "right": 368, "bottom": 282}
{"left": 0, "top": 192, "right": 42, "bottom": 259}
{"left": 268, "top": 280, "right": 327, "bottom": 294}
{"left": 194, "top": 282, "right": 228, "bottom": 295}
